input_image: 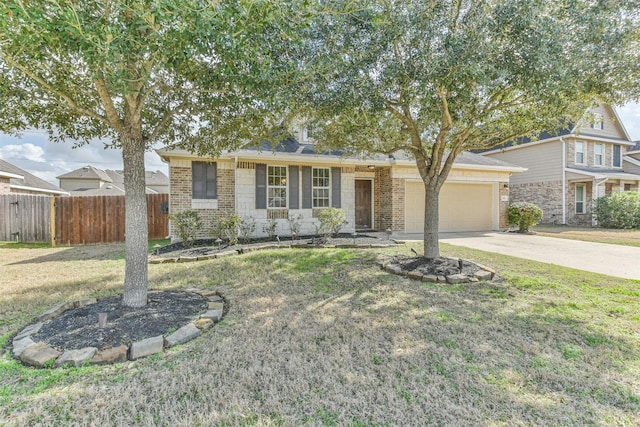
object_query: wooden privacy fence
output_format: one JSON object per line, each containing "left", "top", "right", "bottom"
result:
{"left": 0, "top": 194, "right": 52, "bottom": 242}
{"left": 54, "top": 194, "right": 169, "bottom": 245}
{"left": 0, "top": 193, "right": 168, "bottom": 244}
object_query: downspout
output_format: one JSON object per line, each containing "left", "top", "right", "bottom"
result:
{"left": 234, "top": 155, "right": 238, "bottom": 214}
{"left": 561, "top": 138, "right": 566, "bottom": 224}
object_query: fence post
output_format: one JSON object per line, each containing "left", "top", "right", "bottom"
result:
{"left": 50, "top": 196, "right": 56, "bottom": 247}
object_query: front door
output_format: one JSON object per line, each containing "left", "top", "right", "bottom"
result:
{"left": 355, "top": 180, "right": 372, "bottom": 230}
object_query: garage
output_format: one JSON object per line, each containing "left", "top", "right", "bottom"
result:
{"left": 405, "top": 181, "right": 495, "bottom": 233}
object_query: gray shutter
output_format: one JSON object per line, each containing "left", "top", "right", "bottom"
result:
{"left": 302, "top": 166, "right": 312, "bottom": 208}
{"left": 255, "top": 164, "right": 266, "bottom": 209}
{"left": 331, "top": 167, "right": 341, "bottom": 208}
{"left": 192, "top": 162, "right": 205, "bottom": 199}
{"left": 289, "top": 165, "right": 299, "bottom": 209}
{"left": 206, "top": 162, "right": 217, "bottom": 199}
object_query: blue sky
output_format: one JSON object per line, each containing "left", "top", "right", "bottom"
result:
{"left": 1, "top": 102, "right": 639, "bottom": 186}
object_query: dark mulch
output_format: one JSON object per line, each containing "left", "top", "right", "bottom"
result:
{"left": 154, "top": 233, "right": 395, "bottom": 259}
{"left": 391, "top": 256, "right": 482, "bottom": 277}
{"left": 32, "top": 291, "right": 208, "bottom": 351}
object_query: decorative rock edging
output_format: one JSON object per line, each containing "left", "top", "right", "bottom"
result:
{"left": 149, "top": 241, "right": 400, "bottom": 264}
{"left": 376, "top": 255, "right": 497, "bottom": 284}
{"left": 9, "top": 290, "right": 226, "bottom": 368}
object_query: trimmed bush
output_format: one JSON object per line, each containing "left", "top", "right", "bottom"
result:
{"left": 169, "top": 210, "right": 202, "bottom": 248}
{"left": 212, "top": 213, "right": 242, "bottom": 245}
{"left": 317, "top": 207, "right": 348, "bottom": 237}
{"left": 593, "top": 192, "right": 640, "bottom": 229}
{"left": 508, "top": 202, "right": 543, "bottom": 233}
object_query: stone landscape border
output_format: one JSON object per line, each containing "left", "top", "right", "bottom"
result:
{"left": 10, "top": 289, "right": 225, "bottom": 369}
{"left": 376, "top": 255, "right": 497, "bottom": 284}
{"left": 149, "top": 241, "right": 399, "bottom": 264}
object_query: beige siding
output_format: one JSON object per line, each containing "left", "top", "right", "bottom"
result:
{"left": 623, "top": 158, "right": 640, "bottom": 175}
{"left": 485, "top": 140, "right": 562, "bottom": 184}
{"left": 59, "top": 178, "right": 102, "bottom": 191}
{"left": 576, "top": 104, "right": 628, "bottom": 140}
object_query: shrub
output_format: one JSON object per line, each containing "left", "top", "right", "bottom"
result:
{"left": 593, "top": 192, "right": 640, "bottom": 229}
{"left": 317, "top": 207, "right": 348, "bottom": 237}
{"left": 238, "top": 216, "right": 256, "bottom": 243}
{"left": 212, "top": 213, "right": 242, "bottom": 245}
{"left": 508, "top": 202, "right": 543, "bottom": 233}
{"left": 262, "top": 217, "right": 278, "bottom": 240}
{"left": 169, "top": 210, "right": 202, "bottom": 248}
{"left": 288, "top": 213, "right": 304, "bottom": 240}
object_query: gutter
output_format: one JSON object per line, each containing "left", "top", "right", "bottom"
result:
{"left": 561, "top": 137, "right": 566, "bottom": 224}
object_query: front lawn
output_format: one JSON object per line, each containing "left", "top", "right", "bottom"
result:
{"left": 534, "top": 225, "right": 640, "bottom": 247}
{"left": 1, "top": 243, "right": 638, "bottom": 425}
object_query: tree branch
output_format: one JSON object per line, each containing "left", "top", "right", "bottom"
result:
{"left": 93, "top": 78, "right": 125, "bottom": 133}
{"left": 2, "top": 54, "right": 109, "bottom": 126}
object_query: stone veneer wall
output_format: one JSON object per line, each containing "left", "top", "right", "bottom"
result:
{"left": 169, "top": 164, "right": 235, "bottom": 238}
{"left": 391, "top": 177, "right": 405, "bottom": 232}
{"left": 0, "top": 177, "right": 11, "bottom": 194}
{"left": 509, "top": 180, "right": 594, "bottom": 225}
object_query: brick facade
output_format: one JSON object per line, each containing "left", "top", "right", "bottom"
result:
{"left": 169, "top": 164, "right": 235, "bottom": 238}
{"left": 374, "top": 167, "right": 392, "bottom": 231}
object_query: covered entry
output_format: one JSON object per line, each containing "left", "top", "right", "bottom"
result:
{"left": 405, "top": 181, "right": 495, "bottom": 233}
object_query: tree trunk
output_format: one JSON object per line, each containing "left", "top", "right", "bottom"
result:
{"left": 423, "top": 183, "right": 440, "bottom": 259}
{"left": 121, "top": 135, "right": 149, "bottom": 308}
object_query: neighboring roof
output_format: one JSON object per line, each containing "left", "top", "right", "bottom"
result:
{"left": 57, "top": 165, "right": 113, "bottom": 182}
{"left": 628, "top": 140, "right": 640, "bottom": 154}
{"left": 143, "top": 170, "right": 169, "bottom": 186}
{"left": 0, "top": 159, "right": 69, "bottom": 195}
{"left": 566, "top": 166, "right": 640, "bottom": 181}
{"left": 157, "top": 138, "right": 526, "bottom": 173}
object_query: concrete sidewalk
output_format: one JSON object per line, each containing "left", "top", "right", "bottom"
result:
{"left": 389, "top": 231, "right": 640, "bottom": 280}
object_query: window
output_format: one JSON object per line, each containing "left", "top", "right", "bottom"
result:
{"left": 624, "top": 183, "right": 632, "bottom": 191}
{"left": 613, "top": 145, "right": 621, "bottom": 167}
{"left": 312, "top": 168, "right": 330, "bottom": 207}
{"left": 302, "top": 127, "right": 312, "bottom": 142}
{"left": 591, "top": 114, "right": 604, "bottom": 130}
{"left": 192, "top": 161, "right": 216, "bottom": 199}
{"left": 267, "top": 166, "right": 287, "bottom": 208}
{"left": 575, "top": 184, "right": 585, "bottom": 214}
{"left": 594, "top": 143, "right": 603, "bottom": 166}
{"left": 575, "top": 141, "right": 585, "bottom": 164}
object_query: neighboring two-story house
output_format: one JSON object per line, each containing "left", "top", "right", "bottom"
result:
{"left": 481, "top": 104, "right": 640, "bottom": 225}
{"left": 57, "top": 165, "right": 169, "bottom": 196}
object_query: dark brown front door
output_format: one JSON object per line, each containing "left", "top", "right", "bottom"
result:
{"left": 355, "top": 180, "right": 372, "bottom": 230}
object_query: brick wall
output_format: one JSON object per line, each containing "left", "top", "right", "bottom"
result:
{"left": 374, "top": 167, "right": 392, "bottom": 231}
{"left": 169, "top": 164, "right": 235, "bottom": 238}
{"left": 509, "top": 181, "right": 564, "bottom": 224}
{"left": 391, "top": 177, "right": 405, "bottom": 232}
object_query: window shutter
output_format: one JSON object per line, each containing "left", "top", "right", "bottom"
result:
{"left": 302, "top": 166, "right": 312, "bottom": 209}
{"left": 331, "top": 167, "right": 341, "bottom": 208}
{"left": 206, "top": 162, "right": 217, "bottom": 199}
{"left": 255, "top": 163, "right": 266, "bottom": 209}
{"left": 289, "top": 165, "right": 299, "bottom": 209}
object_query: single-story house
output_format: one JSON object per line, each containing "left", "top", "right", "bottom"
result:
{"left": 57, "top": 165, "right": 169, "bottom": 196}
{"left": 157, "top": 137, "right": 524, "bottom": 239}
{"left": 0, "top": 158, "right": 68, "bottom": 196}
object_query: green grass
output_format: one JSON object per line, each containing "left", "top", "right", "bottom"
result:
{"left": 0, "top": 242, "right": 639, "bottom": 425}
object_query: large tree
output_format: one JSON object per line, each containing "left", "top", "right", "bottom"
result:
{"left": 295, "top": 0, "right": 639, "bottom": 258}
{"left": 0, "top": 0, "right": 300, "bottom": 307}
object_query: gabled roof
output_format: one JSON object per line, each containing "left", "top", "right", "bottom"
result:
{"left": 158, "top": 138, "right": 525, "bottom": 172}
{"left": 57, "top": 165, "right": 113, "bottom": 182}
{"left": 566, "top": 166, "right": 640, "bottom": 181}
{"left": 0, "top": 159, "right": 69, "bottom": 195}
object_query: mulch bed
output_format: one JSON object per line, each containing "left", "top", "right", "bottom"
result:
{"left": 391, "top": 256, "right": 482, "bottom": 277}
{"left": 31, "top": 292, "right": 208, "bottom": 351}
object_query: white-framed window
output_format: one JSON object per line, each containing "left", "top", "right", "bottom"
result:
{"left": 302, "top": 127, "right": 312, "bottom": 142}
{"left": 591, "top": 114, "right": 604, "bottom": 130}
{"left": 267, "top": 165, "right": 287, "bottom": 208}
{"left": 575, "top": 184, "right": 586, "bottom": 214}
{"left": 312, "top": 167, "right": 330, "bottom": 208}
{"left": 575, "top": 141, "right": 585, "bottom": 164}
{"left": 594, "top": 143, "right": 603, "bottom": 166}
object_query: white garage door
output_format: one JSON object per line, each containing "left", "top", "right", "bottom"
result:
{"left": 405, "top": 182, "right": 494, "bottom": 233}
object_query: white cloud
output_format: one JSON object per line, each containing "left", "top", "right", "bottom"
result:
{"left": 0, "top": 142, "right": 45, "bottom": 162}
{"left": 616, "top": 102, "right": 640, "bottom": 141}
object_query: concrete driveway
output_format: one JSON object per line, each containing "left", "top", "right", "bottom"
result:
{"left": 392, "top": 231, "right": 640, "bottom": 280}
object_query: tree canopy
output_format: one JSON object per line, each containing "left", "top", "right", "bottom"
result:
{"left": 293, "top": 0, "right": 640, "bottom": 257}
{"left": 0, "top": 0, "right": 304, "bottom": 306}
